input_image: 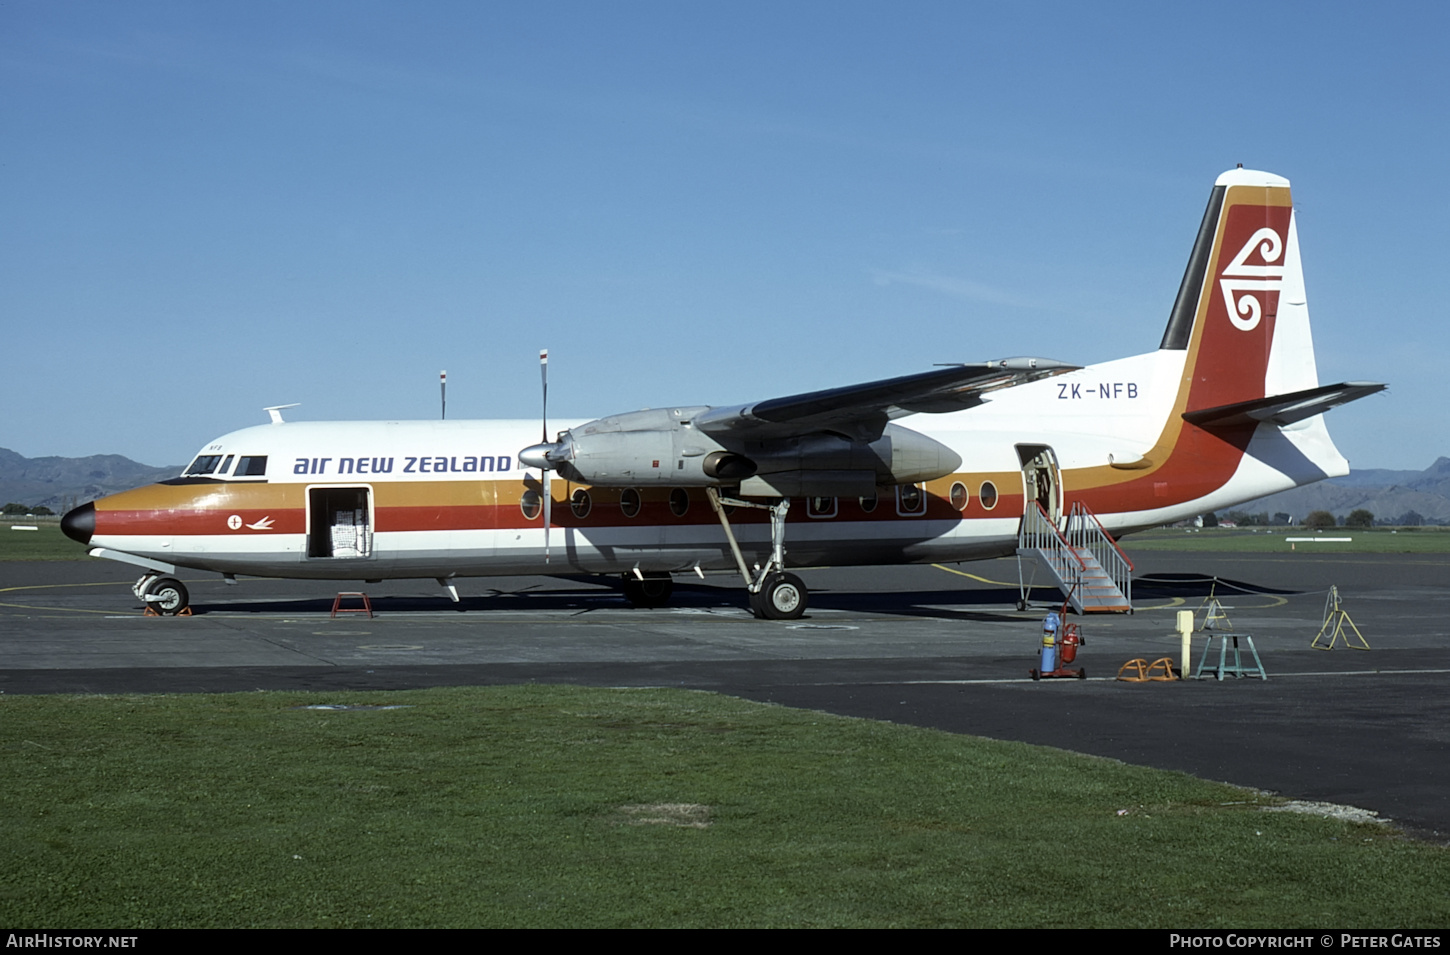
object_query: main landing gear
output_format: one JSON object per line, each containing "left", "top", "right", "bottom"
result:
{"left": 622, "top": 572, "right": 674, "bottom": 608}
{"left": 749, "top": 571, "right": 807, "bottom": 619}
{"left": 706, "top": 488, "right": 809, "bottom": 620}
{"left": 133, "top": 573, "right": 191, "bottom": 615}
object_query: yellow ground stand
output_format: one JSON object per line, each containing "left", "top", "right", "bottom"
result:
{"left": 1312, "top": 585, "right": 1369, "bottom": 650}
{"left": 1196, "top": 581, "right": 1234, "bottom": 632}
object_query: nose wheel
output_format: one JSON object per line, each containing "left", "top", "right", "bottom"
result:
{"left": 133, "top": 574, "right": 191, "bottom": 615}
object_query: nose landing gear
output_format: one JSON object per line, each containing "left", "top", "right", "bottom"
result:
{"left": 133, "top": 573, "right": 191, "bottom": 615}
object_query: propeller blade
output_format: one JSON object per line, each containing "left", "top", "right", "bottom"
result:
{"left": 543, "top": 467, "right": 552, "bottom": 563}
{"left": 540, "top": 348, "right": 549, "bottom": 442}
{"left": 537, "top": 348, "right": 552, "bottom": 562}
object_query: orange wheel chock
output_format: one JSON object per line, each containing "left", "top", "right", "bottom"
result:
{"left": 1117, "top": 657, "right": 1178, "bottom": 682}
{"left": 143, "top": 604, "right": 193, "bottom": 617}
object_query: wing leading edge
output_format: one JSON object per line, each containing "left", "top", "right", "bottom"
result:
{"left": 692, "top": 357, "right": 1077, "bottom": 441}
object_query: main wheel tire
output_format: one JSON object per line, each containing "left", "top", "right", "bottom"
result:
{"left": 757, "top": 572, "right": 807, "bottom": 620}
{"left": 147, "top": 577, "right": 189, "bottom": 615}
{"left": 622, "top": 573, "right": 673, "bottom": 608}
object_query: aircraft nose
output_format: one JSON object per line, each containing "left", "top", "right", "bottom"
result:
{"left": 61, "top": 502, "right": 95, "bottom": 545}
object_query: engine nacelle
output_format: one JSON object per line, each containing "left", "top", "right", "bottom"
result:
{"left": 551, "top": 407, "right": 962, "bottom": 494}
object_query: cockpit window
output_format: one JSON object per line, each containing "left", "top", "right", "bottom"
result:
{"left": 235, "top": 456, "right": 268, "bottom": 477}
{"left": 184, "top": 455, "right": 224, "bottom": 476}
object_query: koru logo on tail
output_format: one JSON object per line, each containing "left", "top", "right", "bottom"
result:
{"left": 1219, "top": 227, "right": 1283, "bottom": 331}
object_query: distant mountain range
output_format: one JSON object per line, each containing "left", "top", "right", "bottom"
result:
{"left": 0, "top": 448, "right": 181, "bottom": 512}
{"left": 1232, "top": 457, "right": 1450, "bottom": 524}
{"left": 3, "top": 447, "right": 1448, "bottom": 525}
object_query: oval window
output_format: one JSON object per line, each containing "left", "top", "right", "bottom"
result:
{"left": 669, "top": 487, "right": 689, "bottom": 517}
{"left": 571, "top": 488, "right": 592, "bottom": 519}
{"left": 950, "top": 482, "right": 969, "bottom": 511}
{"left": 859, "top": 491, "right": 878, "bottom": 514}
{"left": 897, "top": 484, "right": 925, "bottom": 515}
{"left": 980, "top": 481, "right": 998, "bottom": 510}
{"left": 620, "top": 488, "right": 642, "bottom": 518}
{"left": 520, "top": 488, "right": 543, "bottom": 520}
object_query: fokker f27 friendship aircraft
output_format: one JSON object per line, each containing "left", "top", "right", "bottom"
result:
{"left": 62, "top": 169, "right": 1384, "bottom": 619}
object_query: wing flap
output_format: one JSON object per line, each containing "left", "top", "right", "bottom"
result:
{"left": 694, "top": 357, "right": 1076, "bottom": 440}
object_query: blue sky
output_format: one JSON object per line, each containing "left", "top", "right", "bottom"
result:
{"left": 2, "top": 1, "right": 1444, "bottom": 468}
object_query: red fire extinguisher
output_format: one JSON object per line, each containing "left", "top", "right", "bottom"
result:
{"left": 1060, "top": 622, "right": 1081, "bottom": 664}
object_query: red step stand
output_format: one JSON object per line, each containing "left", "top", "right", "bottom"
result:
{"left": 331, "top": 592, "right": 374, "bottom": 619}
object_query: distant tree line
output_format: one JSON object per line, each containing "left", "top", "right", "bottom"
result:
{"left": 1208, "top": 507, "right": 1438, "bottom": 528}
{"left": 1219, "top": 511, "right": 1292, "bottom": 526}
{"left": 3, "top": 502, "right": 54, "bottom": 516}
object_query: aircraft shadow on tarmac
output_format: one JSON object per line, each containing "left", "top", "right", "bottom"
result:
{"left": 163, "top": 570, "right": 1296, "bottom": 621}
{"left": 162, "top": 579, "right": 1036, "bottom": 621}
{"left": 1131, "top": 573, "right": 1300, "bottom": 598}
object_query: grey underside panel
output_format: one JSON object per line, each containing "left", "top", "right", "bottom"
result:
{"left": 140, "top": 535, "right": 1019, "bottom": 581}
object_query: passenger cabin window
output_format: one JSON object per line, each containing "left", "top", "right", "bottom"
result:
{"left": 235, "top": 456, "right": 268, "bottom": 477}
{"left": 950, "top": 482, "right": 969, "bottom": 511}
{"left": 807, "top": 496, "right": 837, "bottom": 519}
{"left": 896, "top": 484, "right": 927, "bottom": 516}
{"left": 979, "top": 481, "right": 999, "bottom": 510}
{"left": 184, "top": 455, "right": 223, "bottom": 476}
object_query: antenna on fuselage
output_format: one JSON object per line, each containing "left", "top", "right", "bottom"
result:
{"left": 263, "top": 403, "right": 300, "bottom": 424}
{"left": 440, "top": 370, "right": 447, "bottom": 420}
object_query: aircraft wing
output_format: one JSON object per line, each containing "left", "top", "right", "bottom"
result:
{"left": 1182, "top": 381, "right": 1387, "bottom": 429}
{"left": 693, "top": 357, "right": 1077, "bottom": 441}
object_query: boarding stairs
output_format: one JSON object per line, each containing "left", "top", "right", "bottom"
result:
{"left": 1017, "top": 501, "right": 1133, "bottom": 614}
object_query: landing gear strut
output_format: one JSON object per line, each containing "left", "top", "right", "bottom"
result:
{"left": 706, "top": 488, "right": 808, "bottom": 620}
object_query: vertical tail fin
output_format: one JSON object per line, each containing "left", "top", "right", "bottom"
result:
{"left": 1082, "top": 170, "right": 1379, "bottom": 516}
{"left": 1160, "top": 169, "right": 1315, "bottom": 414}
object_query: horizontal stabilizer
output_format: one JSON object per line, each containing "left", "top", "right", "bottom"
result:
{"left": 1182, "top": 381, "right": 1385, "bottom": 429}
{"left": 695, "top": 358, "right": 1077, "bottom": 440}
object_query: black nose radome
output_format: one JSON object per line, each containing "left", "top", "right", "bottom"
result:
{"left": 61, "top": 502, "right": 95, "bottom": 545}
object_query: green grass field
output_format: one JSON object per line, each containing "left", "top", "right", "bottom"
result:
{"left": 0, "top": 520, "right": 84, "bottom": 561}
{"left": 1, "top": 685, "right": 1446, "bottom": 928}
